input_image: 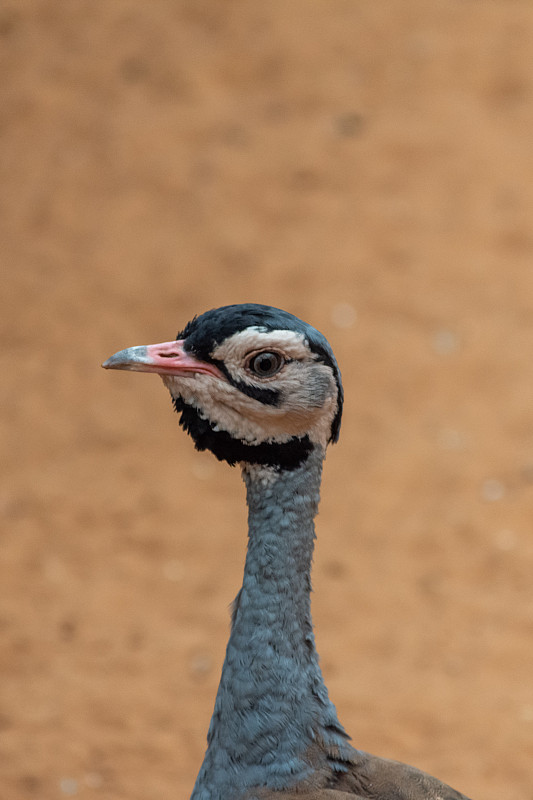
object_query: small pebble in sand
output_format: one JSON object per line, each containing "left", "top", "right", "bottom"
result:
{"left": 481, "top": 478, "right": 506, "bottom": 502}
{"left": 438, "top": 428, "right": 467, "bottom": 451}
{"left": 84, "top": 772, "right": 103, "bottom": 788}
{"left": 432, "top": 328, "right": 460, "bottom": 355}
{"left": 59, "top": 778, "right": 78, "bottom": 795}
{"left": 191, "top": 457, "right": 215, "bottom": 480}
{"left": 190, "top": 652, "right": 213, "bottom": 676}
{"left": 163, "top": 559, "right": 184, "bottom": 582}
{"left": 335, "top": 112, "right": 365, "bottom": 137}
{"left": 493, "top": 529, "right": 517, "bottom": 551}
{"left": 331, "top": 302, "right": 357, "bottom": 329}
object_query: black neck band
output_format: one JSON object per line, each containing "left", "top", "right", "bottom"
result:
{"left": 172, "top": 398, "right": 313, "bottom": 470}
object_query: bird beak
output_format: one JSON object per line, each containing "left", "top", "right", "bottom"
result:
{"left": 102, "top": 339, "right": 224, "bottom": 379}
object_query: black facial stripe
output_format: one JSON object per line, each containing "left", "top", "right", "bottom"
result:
{"left": 209, "top": 359, "right": 281, "bottom": 407}
{"left": 173, "top": 397, "right": 313, "bottom": 470}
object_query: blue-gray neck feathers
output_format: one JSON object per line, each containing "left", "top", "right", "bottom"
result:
{"left": 191, "top": 448, "right": 352, "bottom": 800}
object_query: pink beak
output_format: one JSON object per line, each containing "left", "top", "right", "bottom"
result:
{"left": 102, "top": 339, "right": 224, "bottom": 379}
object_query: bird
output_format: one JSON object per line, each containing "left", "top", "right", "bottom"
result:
{"left": 103, "top": 303, "right": 471, "bottom": 800}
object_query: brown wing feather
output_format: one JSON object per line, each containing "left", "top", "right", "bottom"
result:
{"left": 246, "top": 749, "right": 471, "bottom": 800}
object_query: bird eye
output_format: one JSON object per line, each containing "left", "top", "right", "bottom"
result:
{"left": 248, "top": 351, "right": 284, "bottom": 378}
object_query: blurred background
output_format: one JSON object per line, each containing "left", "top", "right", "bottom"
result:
{"left": 2, "top": 2, "right": 533, "bottom": 798}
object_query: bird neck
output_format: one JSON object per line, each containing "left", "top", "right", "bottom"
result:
{"left": 191, "top": 446, "right": 352, "bottom": 800}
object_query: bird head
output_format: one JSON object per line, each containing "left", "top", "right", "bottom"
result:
{"left": 103, "top": 304, "right": 343, "bottom": 470}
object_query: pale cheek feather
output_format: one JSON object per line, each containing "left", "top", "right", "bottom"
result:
{"left": 163, "top": 374, "right": 285, "bottom": 443}
{"left": 162, "top": 362, "right": 337, "bottom": 449}
{"left": 276, "top": 363, "right": 332, "bottom": 410}
{"left": 215, "top": 350, "right": 331, "bottom": 416}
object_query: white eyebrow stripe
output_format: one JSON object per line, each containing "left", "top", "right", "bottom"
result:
{"left": 211, "top": 328, "right": 312, "bottom": 362}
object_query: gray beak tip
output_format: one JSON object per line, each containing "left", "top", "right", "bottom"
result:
{"left": 101, "top": 345, "right": 151, "bottom": 373}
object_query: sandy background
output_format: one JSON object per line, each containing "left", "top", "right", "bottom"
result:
{"left": 2, "top": 2, "right": 533, "bottom": 798}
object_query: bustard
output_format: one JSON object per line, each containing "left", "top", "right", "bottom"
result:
{"left": 103, "top": 303, "right": 471, "bottom": 800}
